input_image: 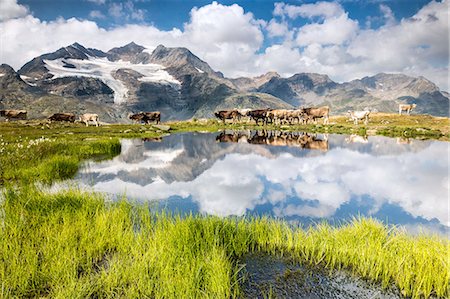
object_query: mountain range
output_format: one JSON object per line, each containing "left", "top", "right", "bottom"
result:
{"left": 1, "top": 42, "right": 448, "bottom": 122}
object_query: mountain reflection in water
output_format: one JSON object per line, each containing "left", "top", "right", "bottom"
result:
{"left": 73, "top": 131, "right": 449, "bottom": 236}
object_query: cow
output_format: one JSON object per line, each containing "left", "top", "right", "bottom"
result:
{"left": 0, "top": 109, "right": 27, "bottom": 121}
{"left": 236, "top": 109, "right": 252, "bottom": 122}
{"left": 247, "top": 109, "right": 272, "bottom": 125}
{"left": 299, "top": 134, "right": 329, "bottom": 151}
{"left": 48, "top": 113, "right": 76, "bottom": 122}
{"left": 301, "top": 106, "right": 330, "bottom": 125}
{"left": 267, "top": 109, "right": 291, "bottom": 125}
{"left": 399, "top": 104, "right": 416, "bottom": 115}
{"left": 214, "top": 110, "right": 240, "bottom": 124}
{"left": 286, "top": 109, "right": 304, "bottom": 124}
{"left": 348, "top": 110, "right": 370, "bottom": 125}
{"left": 129, "top": 111, "right": 161, "bottom": 124}
{"left": 79, "top": 113, "right": 99, "bottom": 127}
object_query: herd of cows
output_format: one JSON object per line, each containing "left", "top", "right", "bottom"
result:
{"left": 214, "top": 103, "right": 418, "bottom": 125}
{"left": 0, "top": 103, "right": 418, "bottom": 125}
{"left": 0, "top": 110, "right": 160, "bottom": 126}
{"left": 214, "top": 106, "right": 330, "bottom": 125}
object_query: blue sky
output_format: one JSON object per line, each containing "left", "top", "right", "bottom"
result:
{"left": 19, "top": 0, "right": 432, "bottom": 30}
{"left": 1, "top": 0, "right": 448, "bottom": 90}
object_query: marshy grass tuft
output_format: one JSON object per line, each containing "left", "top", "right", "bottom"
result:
{"left": 1, "top": 188, "right": 448, "bottom": 298}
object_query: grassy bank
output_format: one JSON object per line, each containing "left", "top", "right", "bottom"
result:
{"left": 1, "top": 188, "right": 448, "bottom": 298}
{"left": 0, "top": 121, "right": 167, "bottom": 185}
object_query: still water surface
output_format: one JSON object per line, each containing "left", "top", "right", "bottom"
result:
{"left": 71, "top": 131, "right": 449, "bottom": 236}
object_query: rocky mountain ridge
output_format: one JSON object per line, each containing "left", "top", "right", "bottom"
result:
{"left": 1, "top": 42, "right": 448, "bottom": 121}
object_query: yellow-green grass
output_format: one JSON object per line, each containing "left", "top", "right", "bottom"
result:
{"left": 0, "top": 121, "right": 169, "bottom": 185}
{"left": 1, "top": 188, "right": 448, "bottom": 298}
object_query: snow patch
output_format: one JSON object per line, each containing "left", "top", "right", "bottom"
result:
{"left": 20, "top": 75, "right": 37, "bottom": 86}
{"left": 43, "top": 57, "right": 180, "bottom": 104}
{"left": 0, "top": 74, "right": 4, "bottom": 77}
{"left": 195, "top": 67, "right": 204, "bottom": 74}
{"left": 143, "top": 46, "right": 156, "bottom": 55}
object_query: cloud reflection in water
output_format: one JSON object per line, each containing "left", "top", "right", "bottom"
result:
{"left": 75, "top": 132, "right": 449, "bottom": 234}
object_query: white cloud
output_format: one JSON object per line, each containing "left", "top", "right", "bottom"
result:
{"left": 276, "top": 1, "right": 345, "bottom": 19}
{"left": 108, "top": 3, "right": 123, "bottom": 18}
{"left": 108, "top": 1, "right": 145, "bottom": 21}
{"left": 266, "top": 19, "right": 289, "bottom": 38}
{"left": 182, "top": 1, "right": 264, "bottom": 76}
{"left": 296, "top": 13, "right": 358, "bottom": 46}
{"left": 87, "top": 0, "right": 106, "bottom": 5}
{"left": 89, "top": 10, "right": 105, "bottom": 19}
{"left": 379, "top": 4, "right": 396, "bottom": 26}
{"left": 0, "top": 0, "right": 28, "bottom": 21}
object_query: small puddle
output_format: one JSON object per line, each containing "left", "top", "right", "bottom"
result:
{"left": 240, "top": 253, "right": 402, "bottom": 299}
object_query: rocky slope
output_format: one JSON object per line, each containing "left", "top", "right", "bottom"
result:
{"left": 257, "top": 72, "right": 449, "bottom": 116}
{"left": 1, "top": 42, "right": 448, "bottom": 121}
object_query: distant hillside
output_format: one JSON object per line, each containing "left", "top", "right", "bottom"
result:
{"left": 0, "top": 42, "right": 447, "bottom": 121}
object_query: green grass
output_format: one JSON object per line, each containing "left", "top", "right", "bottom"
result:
{"left": 0, "top": 135, "right": 121, "bottom": 185}
{"left": 1, "top": 188, "right": 448, "bottom": 298}
{"left": 0, "top": 121, "right": 168, "bottom": 185}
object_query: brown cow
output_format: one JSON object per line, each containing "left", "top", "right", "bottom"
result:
{"left": 214, "top": 110, "right": 240, "bottom": 124}
{"left": 129, "top": 111, "right": 161, "bottom": 124}
{"left": 299, "top": 134, "right": 329, "bottom": 151}
{"left": 0, "top": 109, "right": 27, "bottom": 121}
{"left": 267, "top": 109, "right": 290, "bottom": 125}
{"left": 48, "top": 113, "right": 76, "bottom": 122}
{"left": 247, "top": 109, "right": 272, "bottom": 125}
{"left": 79, "top": 113, "right": 99, "bottom": 127}
{"left": 301, "top": 106, "right": 330, "bottom": 125}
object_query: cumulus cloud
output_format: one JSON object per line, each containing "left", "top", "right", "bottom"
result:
{"left": 182, "top": 1, "right": 264, "bottom": 75}
{"left": 275, "top": 1, "right": 345, "bottom": 19}
{"left": 0, "top": 0, "right": 28, "bottom": 21}
{"left": 266, "top": 19, "right": 289, "bottom": 38}
{"left": 295, "top": 13, "right": 358, "bottom": 46}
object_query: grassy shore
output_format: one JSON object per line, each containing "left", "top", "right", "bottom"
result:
{"left": 168, "top": 113, "right": 450, "bottom": 140}
{"left": 1, "top": 188, "right": 448, "bottom": 298}
{"left": 0, "top": 121, "right": 166, "bottom": 185}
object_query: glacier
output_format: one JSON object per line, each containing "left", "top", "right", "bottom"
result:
{"left": 43, "top": 57, "right": 181, "bottom": 104}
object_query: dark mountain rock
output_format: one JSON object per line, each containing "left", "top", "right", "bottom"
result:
{"left": 149, "top": 45, "right": 221, "bottom": 78}
{"left": 38, "top": 77, "right": 114, "bottom": 102}
{"left": 258, "top": 73, "right": 337, "bottom": 106}
{"left": 107, "top": 42, "right": 148, "bottom": 63}
{"left": 230, "top": 71, "right": 280, "bottom": 91}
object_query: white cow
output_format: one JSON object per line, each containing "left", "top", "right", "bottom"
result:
{"left": 348, "top": 110, "right": 370, "bottom": 125}
{"left": 399, "top": 104, "right": 417, "bottom": 115}
{"left": 79, "top": 113, "right": 99, "bottom": 127}
{"left": 236, "top": 108, "right": 252, "bottom": 122}
{"left": 345, "top": 134, "right": 368, "bottom": 143}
